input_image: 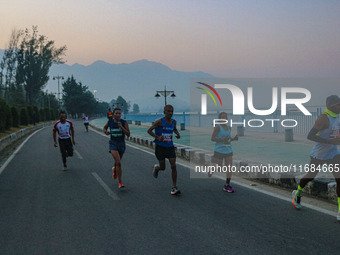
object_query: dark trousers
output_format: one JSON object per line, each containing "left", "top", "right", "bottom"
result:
{"left": 58, "top": 138, "right": 73, "bottom": 164}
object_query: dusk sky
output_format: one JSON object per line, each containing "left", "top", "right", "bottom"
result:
{"left": 1, "top": 0, "right": 340, "bottom": 77}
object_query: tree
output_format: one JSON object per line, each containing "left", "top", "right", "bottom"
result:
{"left": 15, "top": 26, "right": 67, "bottom": 105}
{"left": 26, "top": 105, "right": 33, "bottom": 124}
{"left": 0, "top": 29, "right": 25, "bottom": 104}
{"left": 5, "top": 104, "right": 12, "bottom": 130}
{"left": 20, "top": 108, "right": 28, "bottom": 125}
{"left": 115, "top": 96, "right": 130, "bottom": 114}
{"left": 132, "top": 103, "right": 140, "bottom": 114}
{"left": 109, "top": 99, "right": 116, "bottom": 109}
{"left": 45, "top": 92, "right": 59, "bottom": 111}
{"left": 96, "top": 101, "right": 110, "bottom": 115}
{"left": 0, "top": 98, "right": 8, "bottom": 132}
{"left": 62, "top": 76, "right": 97, "bottom": 116}
{"left": 11, "top": 106, "right": 19, "bottom": 127}
{"left": 44, "top": 107, "right": 50, "bottom": 121}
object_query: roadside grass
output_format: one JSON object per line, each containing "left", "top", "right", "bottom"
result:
{"left": 0, "top": 121, "right": 53, "bottom": 139}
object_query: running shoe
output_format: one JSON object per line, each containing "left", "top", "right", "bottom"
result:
{"left": 119, "top": 182, "right": 125, "bottom": 189}
{"left": 62, "top": 163, "right": 67, "bottom": 171}
{"left": 153, "top": 164, "right": 159, "bottom": 178}
{"left": 171, "top": 186, "right": 181, "bottom": 195}
{"left": 292, "top": 190, "right": 302, "bottom": 210}
{"left": 337, "top": 212, "right": 340, "bottom": 221}
{"left": 223, "top": 184, "right": 235, "bottom": 193}
{"left": 112, "top": 166, "right": 117, "bottom": 179}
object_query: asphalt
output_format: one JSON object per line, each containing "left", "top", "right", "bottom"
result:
{"left": 1, "top": 120, "right": 340, "bottom": 255}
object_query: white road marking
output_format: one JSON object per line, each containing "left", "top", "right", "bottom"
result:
{"left": 92, "top": 125, "right": 337, "bottom": 217}
{"left": 92, "top": 172, "right": 120, "bottom": 201}
{"left": 74, "top": 149, "right": 83, "bottom": 159}
{"left": 0, "top": 128, "right": 43, "bottom": 175}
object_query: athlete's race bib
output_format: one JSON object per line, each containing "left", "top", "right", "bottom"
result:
{"left": 111, "top": 128, "right": 123, "bottom": 137}
{"left": 162, "top": 133, "right": 172, "bottom": 142}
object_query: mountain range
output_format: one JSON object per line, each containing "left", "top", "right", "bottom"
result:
{"left": 48, "top": 59, "right": 214, "bottom": 112}
{"left": 0, "top": 49, "right": 214, "bottom": 112}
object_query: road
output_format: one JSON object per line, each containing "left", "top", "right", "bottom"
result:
{"left": 1, "top": 120, "right": 339, "bottom": 255}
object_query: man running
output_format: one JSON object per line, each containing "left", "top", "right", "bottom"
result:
{"left": 107, "top": 108, "right": 113, "bottom": 120}
{"left": 147, "top": 104, "right": 181, "bottom": 195}
{"left": 83, "top": 113, "right": 89, "bottom": 132}
{"left": 103, "top": 108, "right": 130, "bottom": 189}
{"left": 210, "top": 112, "right": 238, "bottom": 192}
{"left": 53, "top": 111, "right": 75, "bottom": 170}
{"left": 292, "top": 95, "right": 340, "bottom": 221}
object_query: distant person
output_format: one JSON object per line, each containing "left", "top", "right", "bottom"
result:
{"left": 292, "top": 95, "right": 340, "bottom": 221}
{"left": 210, "top": 112, "right": 238, "bottom": 192}
{"left": 53, "top": 111, "right": 75, "bottom": 170}
{"left": 103, "top": 108, "right": 130, "bottom": 189}
{"left": 107, "top": 108, "right": 113, "bottom": 120}
{"left": 147, "top": 104, "right": 181, "bottom": 195}
{"left": 83, "top": 114, "right": 89, "bottom": 132}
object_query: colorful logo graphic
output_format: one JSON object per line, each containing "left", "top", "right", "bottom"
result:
{"left": 196, "top": 82, "right": 311, "bottom": 116}
{"left": 196, "top": 82, "right": 222, "bottom": 114}
{"left": 196, "top": 82, "right": 222, "bottom": 106}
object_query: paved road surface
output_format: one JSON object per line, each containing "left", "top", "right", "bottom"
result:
{"left": 1, "top": 120, "right": 339, "bottom": 255}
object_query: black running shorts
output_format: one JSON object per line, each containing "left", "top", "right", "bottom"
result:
{"left": 155, "top": 145, "right": 176, "bottom": 161}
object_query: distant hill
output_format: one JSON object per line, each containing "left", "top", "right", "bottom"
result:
{"left": 47, "top": 59, "right": 214, "bottom": 112}
{"left": 0, "top": 48, "right": 214, "bottom": 112}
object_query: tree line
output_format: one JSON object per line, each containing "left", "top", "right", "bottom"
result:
{"left": 0, "top": 26, "right": 140, "bottom": 133}
{"left": 0, "top": 26, "right": 65, "bottom": 132}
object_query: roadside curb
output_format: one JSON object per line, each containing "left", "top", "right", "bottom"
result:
{"left": 0, "top": 122, "right": 54, "bottom": 153}
{"left": 90, "top": 122, "right": 337, "bottom": 204}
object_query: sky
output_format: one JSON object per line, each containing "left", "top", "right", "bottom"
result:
{"left": 1, "top": 0, "right": 340, "bottom": 78}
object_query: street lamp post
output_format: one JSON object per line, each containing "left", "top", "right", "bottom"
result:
{"left": 53, "top": 75, "right": 64, "bottom": 108}
{"left": 155, "top": 86, "right": 176, "bottom": 106}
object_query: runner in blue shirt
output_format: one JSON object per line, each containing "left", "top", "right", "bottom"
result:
{"left": 147, "top": 105, "right": 181, "bottom": 195}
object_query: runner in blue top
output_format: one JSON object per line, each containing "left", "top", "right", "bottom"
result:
{"left": 104, "top": 108, "right": 130, "bottom": 189}
{"left": 147, "top": 105, "right": 181, "bottom": 195}
{"left": 292, "top": 95, "right": 340, "bottom": 221}
{"left": 211, "top": 112, "right": 238, "bottom": 192}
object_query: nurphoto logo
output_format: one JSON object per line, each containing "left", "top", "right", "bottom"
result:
{"left": 197, "top": 82, "right": 312, "bottom": 128}
{"left": 197, "top": 82, "right": 311, "bottom": 116}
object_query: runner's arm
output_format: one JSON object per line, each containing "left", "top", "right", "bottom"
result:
{"left": 231, "top": 134, "right": 238, "bottom": 141}
{"left": 121, "top": 121, "right": 130, "bottom": 137}
{"left": 53, "top": 128, "right": 58, "bottom": 147}
{"left": 229, "top": 126, "right": 238, "bottom": 141}
{"left": 307, "top": 114, "right": 340, "bottom": 145}
{"left": 211, "top": 125, "right": 224, "bottom": 142}
{"left": 103, "top": 122, "right": 110, "bottom": 135}
{"left": 70, "top": 124, "right": 75, "bottom": 145}
{"left": 173, "top": 120, "right": 180, "bottom": 139}
{"left": 147, "top": 119, "right": 163, "bottom": 141}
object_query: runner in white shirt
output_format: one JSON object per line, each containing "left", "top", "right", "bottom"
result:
{"left": 53, "top": 111, "right": 75, "bottom": 170}
{"left": 83, "top": 113, "right": 89, "bottom": 132}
